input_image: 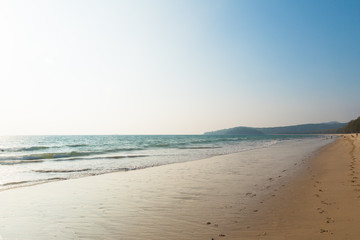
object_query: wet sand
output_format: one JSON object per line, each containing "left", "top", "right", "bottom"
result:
{"left": 0, "top": 136, "right": 356, "bottom": 239}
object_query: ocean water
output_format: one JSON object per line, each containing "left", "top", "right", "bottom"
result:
{"left": 0, "top": 135, "right": 331, "bottom": 190}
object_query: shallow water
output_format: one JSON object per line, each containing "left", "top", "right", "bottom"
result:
{"left": 0, "top": 135, "right": 332, "bottom": 190}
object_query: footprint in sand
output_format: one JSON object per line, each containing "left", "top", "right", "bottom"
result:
{"left": 257, "top": 232, "right": 267, "bottom": 236}
{"left": 238, "top": 207, "right": 246, "bottom": 212}
{"left": 317, "top": 208, "right": 325, "bottom": 214}
{"left": 321, "top": 200, "right": 331, "bottom": 205}
{"left": 325, "top": 217, "right": 335, "bottom": 223}
{"left": 245, "top": 192, "right": 257, "bottom": 197}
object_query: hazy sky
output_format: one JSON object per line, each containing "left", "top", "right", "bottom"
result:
{"left": 0, "top": 0, "right": 359, "bottom": 135}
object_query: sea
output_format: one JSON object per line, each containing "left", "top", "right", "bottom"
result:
{"left": 0, "top": 135, "right": 334, "bottom": 191}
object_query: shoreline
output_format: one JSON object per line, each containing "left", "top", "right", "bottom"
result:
{"left": 0, "top": 136, "right": 344, "bottom": 239}
{"left": 0, "top": 135, "right": 323, "bottom": 192}
{"left": 0, "top": 135, "right": 327, "bottom": 192}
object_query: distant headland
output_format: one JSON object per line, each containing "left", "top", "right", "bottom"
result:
{"left": 204, "top": 116, "right": 360, "bottom": 135}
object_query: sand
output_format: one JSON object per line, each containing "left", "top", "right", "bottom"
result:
{"left": 239, "top": 134, "right": 360, "bottom": 239}
{"left": 0, "top": 135, "right": 358, "bottom": 239}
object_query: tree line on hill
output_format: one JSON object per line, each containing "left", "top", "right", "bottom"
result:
{"left": 341, "top": 116, "right": 360, "bottom": 133}
{"left": 204, "top": 116, "right": 360, "bottom": 135}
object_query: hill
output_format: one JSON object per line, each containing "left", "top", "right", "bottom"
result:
{"left": 204, "top": 122, "right": 347, "bottom": 135}
{"left": 204, "top": 127, "right": 264, "bottom": 135}
{"left": 342, "top": 116, "right": 360, "bottom": 133}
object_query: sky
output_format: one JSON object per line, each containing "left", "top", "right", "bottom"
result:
{"left": 0, "top": 0, "right": 359, "bottom": 135}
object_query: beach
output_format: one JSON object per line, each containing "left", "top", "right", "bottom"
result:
{"left": 242, "top": 134, "right": 360, "bottom": 239}
{"left": 2, "top": 0, "right": 358, "bottom": 239}
{"left": 0, "top": 135, "right": 357, "bottom": 239}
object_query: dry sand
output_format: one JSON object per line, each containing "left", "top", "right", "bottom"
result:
{"left": 241, "top": 134, "right": 360, "bottom": 239}
{"left": 0, "top": 135, "right": 358, "bottom": 239}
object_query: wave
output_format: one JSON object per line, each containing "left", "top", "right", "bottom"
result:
{"left": 0, "top": 146, "right": 146, "bottom": 161}
{"left": 0, "top": 152, "right": 90, "bottom": 161}
{"left": 1, "top": 180, "right": 33, "bottom": 186}
{"left": 0, "top": 160, "right": 44, "bottom": 165}
{"left": 142, "top": 143, "right": 172, "bottom": 148}
{"left": 178, "top": 146, "right": 222, "bottom": 149}
{"left": 23, "top": 146, "right": 51, "bottom": 151}
{"left": 264, "top": 139, "right": 279, "bottom": 147}
{"left": 142, "top": 142, "right": 217, "bottom": 149}
{"left": 1, "top": 177, "right": 67, "bottom": 187}
{"left": 189, "top": 137, "right": 242, "bottom": 145}
{"left": 0, "top": 146, "right": 51, "bottom": 152}
{"left": 66, "top": 144, "right": 88, "bottom": 147}
{"left": 53, "top": 154, "right": 148, "bottom": 162}
{"left": 139, "top": 137, "right": 243, "bottom": 149}
{"left": 105, "top": 155, "right": 147, "bottom": 159}
{"left": 109, "top": 147, "right": 144, "bottom": 152}
{"left": 33, "top": 168, "right": 91, "bottom": 173}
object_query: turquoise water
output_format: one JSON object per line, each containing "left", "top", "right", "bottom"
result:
{"left": 0, "top": 135, "right": 324, "bottom": 190}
